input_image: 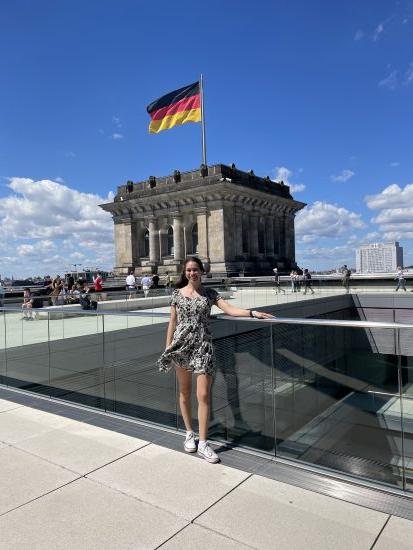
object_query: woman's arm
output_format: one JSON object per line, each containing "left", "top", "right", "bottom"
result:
{"left": 214, "top": 298, "right": 274, "bottom": 319}
{"left": 165, "top": 305, "right": 177, "bottom": 347}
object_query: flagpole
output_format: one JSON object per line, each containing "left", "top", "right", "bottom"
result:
{"left": 200, "top": 74, "right": 207, "bottom": 165}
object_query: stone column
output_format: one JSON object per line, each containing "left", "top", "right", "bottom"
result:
{"left": 249, "top": 214, "right": 259, "bottom": 257}
{"left": 114, "top": 219, "right": 137, "bottom": 269}
{"left": 273, "top": 215, "right": 281, "bottom": 256}
{"left": 234, "top": 208, "right": 243, "bottom": 256}
{"left": 195, "top": 209, "right": 209, "bottom": 261}
{"left": 285, "top": 213, "right": 295, "bottom": 262}
{"left": 173, "top": 214, "right": 184, "bottom": 261}
{"left": 265, "top": 216, "right": 275, "bottom": 257}
{"left": 280, "top": 213, "right": 287, "bottom": 257}
{"left": 148, "top": 217, "right": 160, "bottom": 263}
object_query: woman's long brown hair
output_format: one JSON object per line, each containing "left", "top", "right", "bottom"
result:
{"left": 175, "top": 257, "right": 205, "bottom": 288}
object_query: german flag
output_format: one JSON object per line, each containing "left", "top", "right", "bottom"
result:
{"left": 146, "top": 81, "right": 201, "bottom": 134}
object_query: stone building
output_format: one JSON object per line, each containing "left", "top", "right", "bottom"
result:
{"left": 99, "top": 164, "right": 306, "bottom": 276}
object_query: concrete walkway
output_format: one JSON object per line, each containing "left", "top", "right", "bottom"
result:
{"left": 0, "top": 394, "right": 412, "bottom": 549}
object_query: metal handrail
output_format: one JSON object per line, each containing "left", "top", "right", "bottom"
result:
{"left": 215, "top": 314, "right": 413, "bottom": 330}
{"left": 1, "top": 305, "right": 412, "bottom": 329}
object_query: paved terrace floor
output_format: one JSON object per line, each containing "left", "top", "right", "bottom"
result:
{"left": 1, "top": 388, "right": 413, "bottom": 549}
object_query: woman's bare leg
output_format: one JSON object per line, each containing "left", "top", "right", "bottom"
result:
{"left": 175, "top": 366, "right": 193, "bottom": 431}
{"left": 197, "top": 374, "right": 212, "bottom": 441}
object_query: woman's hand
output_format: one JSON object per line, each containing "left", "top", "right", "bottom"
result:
{"left": 252, "top": 311, "right": 275, "bottom": 319}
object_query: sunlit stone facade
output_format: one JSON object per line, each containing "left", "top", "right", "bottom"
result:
{"left": 100, "top": 164, "right": 306, "bottom": 276}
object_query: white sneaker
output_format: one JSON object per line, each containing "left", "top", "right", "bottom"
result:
{"left": 184, "top": 432, "right": 197, "bottom": 453}
{"left": 198, "top": 442, "right": 219, "bottom": 463}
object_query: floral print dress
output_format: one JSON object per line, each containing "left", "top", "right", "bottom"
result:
{"left": 158, "top": 287, "right": 222, "bottom": 376}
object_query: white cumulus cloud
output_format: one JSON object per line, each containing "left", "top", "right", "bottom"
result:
{"left": 365, "top": 183, "right": 413, "bottom": 209}
{"left": 272, "top": 166, "right": 306, "bottom": 193}
{"left": 330, "top": 169, "right": 355, "bottom": 183}
{"left": 0, "top": 178, "right": 114, "bottom": 277}
{"left": 365, "top": 183, "right": 413, "bottom": 241}
{"left": 295, "top": 201, "right": 366, "bottom": 243}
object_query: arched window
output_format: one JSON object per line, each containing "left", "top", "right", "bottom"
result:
{"left": 258, "top": 221, "right": 265, "bottom": 254}
{"left": 167, "top": 226, "right": 174, "bottom": 255}
{"left": 143, "top": 229, "right": 150, "bottom": 257}
{"left": 191, "top": 223, "right": 198, "bottom": 254}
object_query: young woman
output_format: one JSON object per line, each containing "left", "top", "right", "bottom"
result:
{"left": 157, "top": 257, "right": 274, "bottom": 464}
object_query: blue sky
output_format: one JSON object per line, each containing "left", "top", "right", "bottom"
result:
{"left": 1, "top": 0, "right": 412, "bottom": 277}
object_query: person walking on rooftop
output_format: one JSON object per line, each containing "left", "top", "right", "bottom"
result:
{"left": 290, "top": 270, "right": 297, "bottom": 293}
{"left": 273, "top": 267, "right": 285, "bottom": 294}
{"left": 395, "top": 266, "right": 407, "bottom": 292}
{"left": 93, "top": 272, "right": 103, "bottom": 301}
{"left": 342, "top": 265, "right": 351, "bottom": 294}
{"left": 141, "top": 274, "right": 152, "bottom": 298}
{"left": 158, "top": 256, "right": 274, "bottom": 464}
{"left": 303, "top": 269, "right": 315, "bottom": 295}
{"left": 125, "top": 270, "right": 136, "bottom": 299}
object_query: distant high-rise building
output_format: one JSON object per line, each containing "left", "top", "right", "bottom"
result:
{"left": 356, "top": 242, "right": 403, "bottom": 273}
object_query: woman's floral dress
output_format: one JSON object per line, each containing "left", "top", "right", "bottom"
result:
{"left": 158, "top": 287, "right": 222, "bottom": 375}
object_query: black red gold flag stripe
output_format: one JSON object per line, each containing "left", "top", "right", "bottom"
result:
{"left": 146, "top": 81, "right": 202, "bottom": 134}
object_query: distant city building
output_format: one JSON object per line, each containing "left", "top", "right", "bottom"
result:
{"left": 100, "top": 164, "right": 306, "bottom": 276}
{"left": 356, "top": 242, "right": 403, "bottom": 273}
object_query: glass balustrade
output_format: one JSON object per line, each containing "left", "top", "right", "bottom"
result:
{"left": 0, "top": 302, "right": 412, "bottom": 493}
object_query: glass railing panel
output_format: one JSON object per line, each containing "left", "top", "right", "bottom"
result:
{"left": 0, "top": 311, "right": 6, "bottom": 384}
{"left": 399, "top": 326, "right": 413, "bottom": 491}
{"left": 273, "top": 322, "right": 403, "bottom": 489}
{"left": 103, "top": 312, "right": 177, "bottom": 427}
{"left": 201, "top": 321, "right": 274, "bottom": 453}
{"left": 2, "top": 308, "right": 50, "bottom": 394}
{"left": 49, "top": 311, "right": 105, "bottom": 408}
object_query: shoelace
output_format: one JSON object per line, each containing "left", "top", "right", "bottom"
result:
{"left": 202, "top": 444, "right": 213, "bottom": 457}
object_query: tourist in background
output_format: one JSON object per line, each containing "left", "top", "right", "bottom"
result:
{"left": 0, "top": 281, "right": 5, "bottom": 307}
{"left": 303, "top": 269, "right": 315, "bottom": 295}
{"left": 93, "top": 272, "right": 103, "bottom": 301}
{"left": 57, "top": 284, "right": 67, "bottom": 305}
{"left": 290, "top": 270, "right": 297, "bottom": 292}
{"left": 50, "top": 275, "right": 63, "bottom": 305}
{"left": 151, "top": 273, "right": 160, "bottom": 289}
{"left": 158, "top": 256, "right": 274, "bottom": 464}
{"left": 342, "top": 265, "right": 351, "bottom": 294}
{"left": 141, "top": 274, "right": 152, "bottom": 297}
{"left": 273, "top": 267, "right": 285, "bottom": 294}
{"left": 21, "top": 288, "right": 34, "bottom": 319}
{"left": 125, "top": 270, "right": 136, "bottom": 299}
{"left": 395, "top": 266, "right": 407, "bottom": 292}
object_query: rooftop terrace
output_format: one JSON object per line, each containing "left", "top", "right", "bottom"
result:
{"left": 2, "top": 285, "right": 413, "bottom": 547}
{"left": 1, "top": 387, "right": 413, "bottom": 549}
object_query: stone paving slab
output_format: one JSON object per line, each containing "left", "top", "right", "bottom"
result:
{"left": 0, "top": 406, "right": 77, "bottom": 444}
{"left": 89, "top": 443, "right": 250, "bottom": 521}
{"left": 0, "top": 397, "right": 23, "bottom": 413}
{"left": 195, "top": 475, "right": 389, "bottom": 550}
{"left": 373, "top": 515, "right": 413, "bottom": 549}
{"left": 161, "top": 524, "right": 253, "bottom": 549}
{"left": 15, "top": 421, "right": 149, "bottom": 474}
{"left": 0, "top": 477, "right": 188, "bottom": 549}
{"left": 0, "top": 446, "right": 78, "bottom": 516}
